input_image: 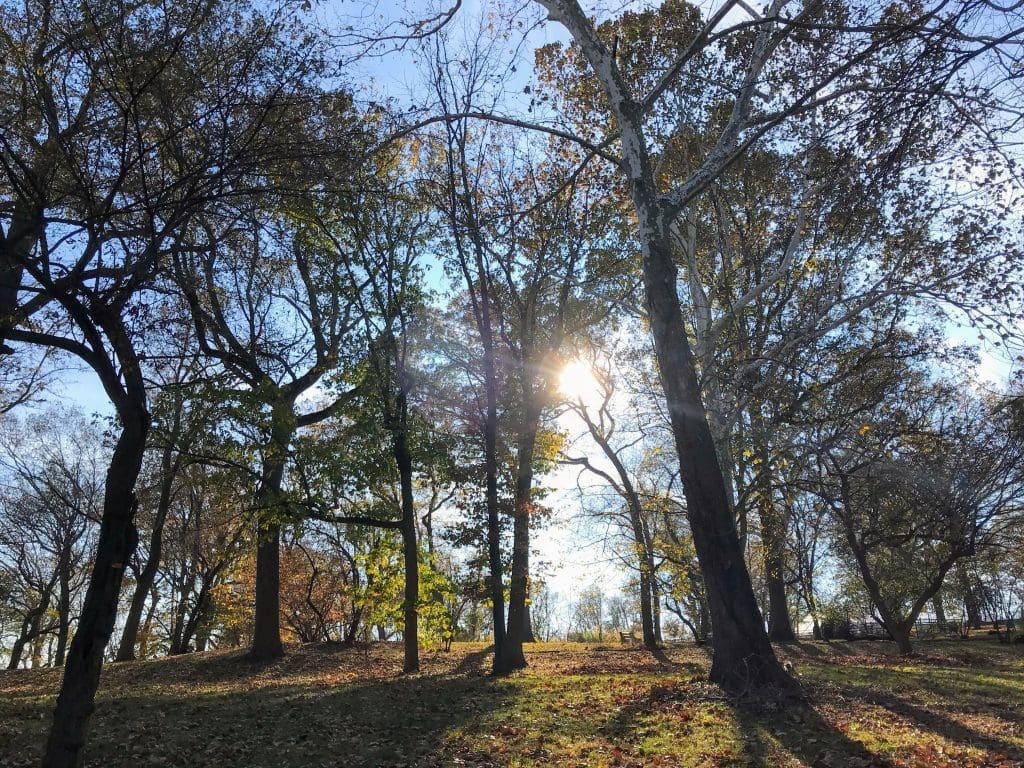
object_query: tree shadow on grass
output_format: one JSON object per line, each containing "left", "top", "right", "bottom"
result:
{"left": 835, "top": 682, "right": 1024, "bottom": 761}
{"left": 733, "top": 698, "right": 893, "bottom": 767}
{"left": 81, "top": 669, "right": 512, "bottom": 768}
{"left": 454, "top": 645, "right": 494, "bottom": 676}
{"left": 602, "top": 677, "right": 890, "bottom": 767}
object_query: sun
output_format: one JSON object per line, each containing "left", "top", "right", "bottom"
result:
{"left": 558, "top": 359, "right": 602, "bottom": 404}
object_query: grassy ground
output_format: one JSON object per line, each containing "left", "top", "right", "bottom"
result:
{"left": 0, "top": 639, "right": 1021, "bottom": 767}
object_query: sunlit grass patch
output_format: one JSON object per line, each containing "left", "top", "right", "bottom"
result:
{"left": 0, "top": 639, "right": 1021, "bottom": 767}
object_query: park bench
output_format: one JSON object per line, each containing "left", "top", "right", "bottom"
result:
{"left": 619, "top": 630, "right": 638, "bottom": 645}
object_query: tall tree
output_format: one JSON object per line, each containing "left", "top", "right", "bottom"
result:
{"left": 174, "top": 180, "right": 368, "bottom": 660}
{"left": 0, "top": 409, "right": 103, "bottom": 669}
{"left": 529, "top": 0, "right": 1021, "bottom": 690}
{"left": 0, "top": 0, "right": 332, "bottom": 761}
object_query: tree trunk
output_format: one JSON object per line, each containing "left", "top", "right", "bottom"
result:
{"left": 651, "top": 575, "right": 663, "bottom": 643}
{"left": 393, "top": 425, "right": 419, "bottom": 674}
{"left": 251, "top": 523, "right": 283, "bottom": 661}
{"left": 7, "top": 581, "right": 55, "bottom": 670}
{"left": 137, "top": 585, "right": 159, "bottom": 659}
{"left": 116, "top": 442, "right": 175, "bottom": 661}
{"left": 964, "top": 583, "right": 983, "bottom": 629}
{"left": 762, "top": 498, "right": 796, "bottom": 641}
{"left": 7, "top": 631, "right": 29, "bottom": 670}
{"left": 933, "top": 590, "right": 946, "bottom": 626}
{"left": 169, "top": 563, "right": 199, "bottom": 655}
{"left": 891, "top": 623, "right": 914, "bottom": 655}
{"left": 506, "top": 412, "right": 540, "bottom": 667}
{"left": 637, "top": 204, "right": 790, "bottom": 691}
{"left": 249, "top": 400, "right": 295, "bottom": 662}
{"left": 43, "top": 407, "right": 148, "bottom": 768}
{"left": 0, "top": 201, "right": 39, "bottom": 353}
{"left": 54, "top": 563, "right": 71, "bottom": 667}
{"left": 638, "top": 568, "right": 656, "bottom": 649}
{"left": 484, "top": 367, "right": 510, "bottom": 674}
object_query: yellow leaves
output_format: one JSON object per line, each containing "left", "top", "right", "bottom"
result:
{"left": 858, "top": 424, "right": 872, "bottom": 436}
{"left": 800, "top": 255, "right": 820, "bottom": 278}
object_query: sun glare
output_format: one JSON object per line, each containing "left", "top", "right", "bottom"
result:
{"left": 558, "top": 359, "right": 602, "bottom": 404}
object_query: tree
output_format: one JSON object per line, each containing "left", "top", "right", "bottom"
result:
{"left": 116, "top": 341, "right": 227, "bottom": 661}
{"left": 0, "top": 0, "right": 335, "bottom": 760}
{"left": 173, "top": 156, "right": 370, "bottom": 660}
{"left": 347, "top": 164, "right": 434, "bottom": 672}
{"left": 0, "top": 409, "right": 103, "bottom": 668}
{"left": 528, "top": 0, "right": 1021, "bottom": 690}
{"left": 821, "top": 381, "right": 1024, "bottom": 653}
{"left": 562, "top": 339, "right": 665, "bottom": 649}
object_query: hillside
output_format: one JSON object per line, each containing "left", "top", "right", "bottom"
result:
{"left": 1, "top": 641, "right": 1022, "bottom": 767}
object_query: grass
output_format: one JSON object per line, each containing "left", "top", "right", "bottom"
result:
{"left": 0, "top": 639, "right": 1021, "bottom": 767}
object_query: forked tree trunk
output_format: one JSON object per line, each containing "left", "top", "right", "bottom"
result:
{"left": 534, "top": 0, "right": 792, "bottom": 693}
{"left": 43, "top": 407, "right": 149, "bottom": 768}
{"left": 640, "top": 211, "right": 791, "bottom": 691}
{"left": 7, "top": 576, "right": 56, "bottom": 670}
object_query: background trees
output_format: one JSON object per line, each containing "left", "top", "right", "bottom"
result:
{"left": 0, "top": 0, "right": 1021, "bottom": 764}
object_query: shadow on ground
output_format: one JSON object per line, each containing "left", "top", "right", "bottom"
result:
{"left": 3, "top": 642, "right": 1021, "bottom": 768}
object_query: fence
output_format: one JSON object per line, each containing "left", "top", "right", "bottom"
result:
{"left": 796, "top": 616, "right": 1020, "bottom": 642}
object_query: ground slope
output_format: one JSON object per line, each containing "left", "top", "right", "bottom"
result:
{"left": 1, "top": 640, "right": 1021, "bottom": 767}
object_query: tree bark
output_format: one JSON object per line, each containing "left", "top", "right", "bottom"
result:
{"left": 54, "top": 559, "right": 71, "bottom": 667}
{"left": 249, "top": 399, "right": 295, "bottom": 662}
{"left": 642, "top": 219, "right": 789, "bottom": 689}
{"left": 116, "top": 441, "right": 175, "bottom": 661}
{"left": 393, "top": 423, "right": 420, "bottom": 674}
{"left": 251, "top": 523, "right": 283, "bottom": 660}
{"left": 762, "top": 500, "right": 796, "bottom": 641}
{"left": 506, "top": 411, "right": 540, "bottom": 667}
{"left": 43, "top": 406, "right": 148, "bottom": 768}
{"left": 891, "top": 623, "right": 914, "bottom": 655}
{"left": 933, "top": 590, "right": 946, "bottom": 626}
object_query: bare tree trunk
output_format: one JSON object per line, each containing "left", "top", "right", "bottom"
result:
{"left": 249, "top": 400, "right": 295, "bottom": 662}
{"left": 117, "top": 442, "right": 175, "bottom": 661}
{"left": 506, "top": 412, "right": 540, "bottom": 666}
{"left": 891, "top": 622, "right": 914, "bottom": 655}
{"left": 933, "top": 590, "right": 947, "bottom": 626}
{"left": 763, "top": 503, "right": 796, "bottom": 642}
{"left": 54, "top": 561, "right": 71, "bottom": 667}
{"left": 651, "top": 575, "right": 663, "bottom": 643}
{"left": 484, "top": 376, "right": 510, "bottom": 674}
{"left": 251, "top": 522, "right": 283, "bottom": 661}
{"left": 43, "top": 406, "right": 148, "bottom": 768}
{"left": 137, "top": 585, "right": 159, "bottom": 659}
{"left": 638, "top": 216, "right": 788, "bottom": 686}
{"left": 393, "top": 425, "right": 419, "bottom": 673}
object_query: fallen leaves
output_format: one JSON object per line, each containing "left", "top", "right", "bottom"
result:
{"left": 0, "top": 640, "right": 1021, "bottom": 767}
